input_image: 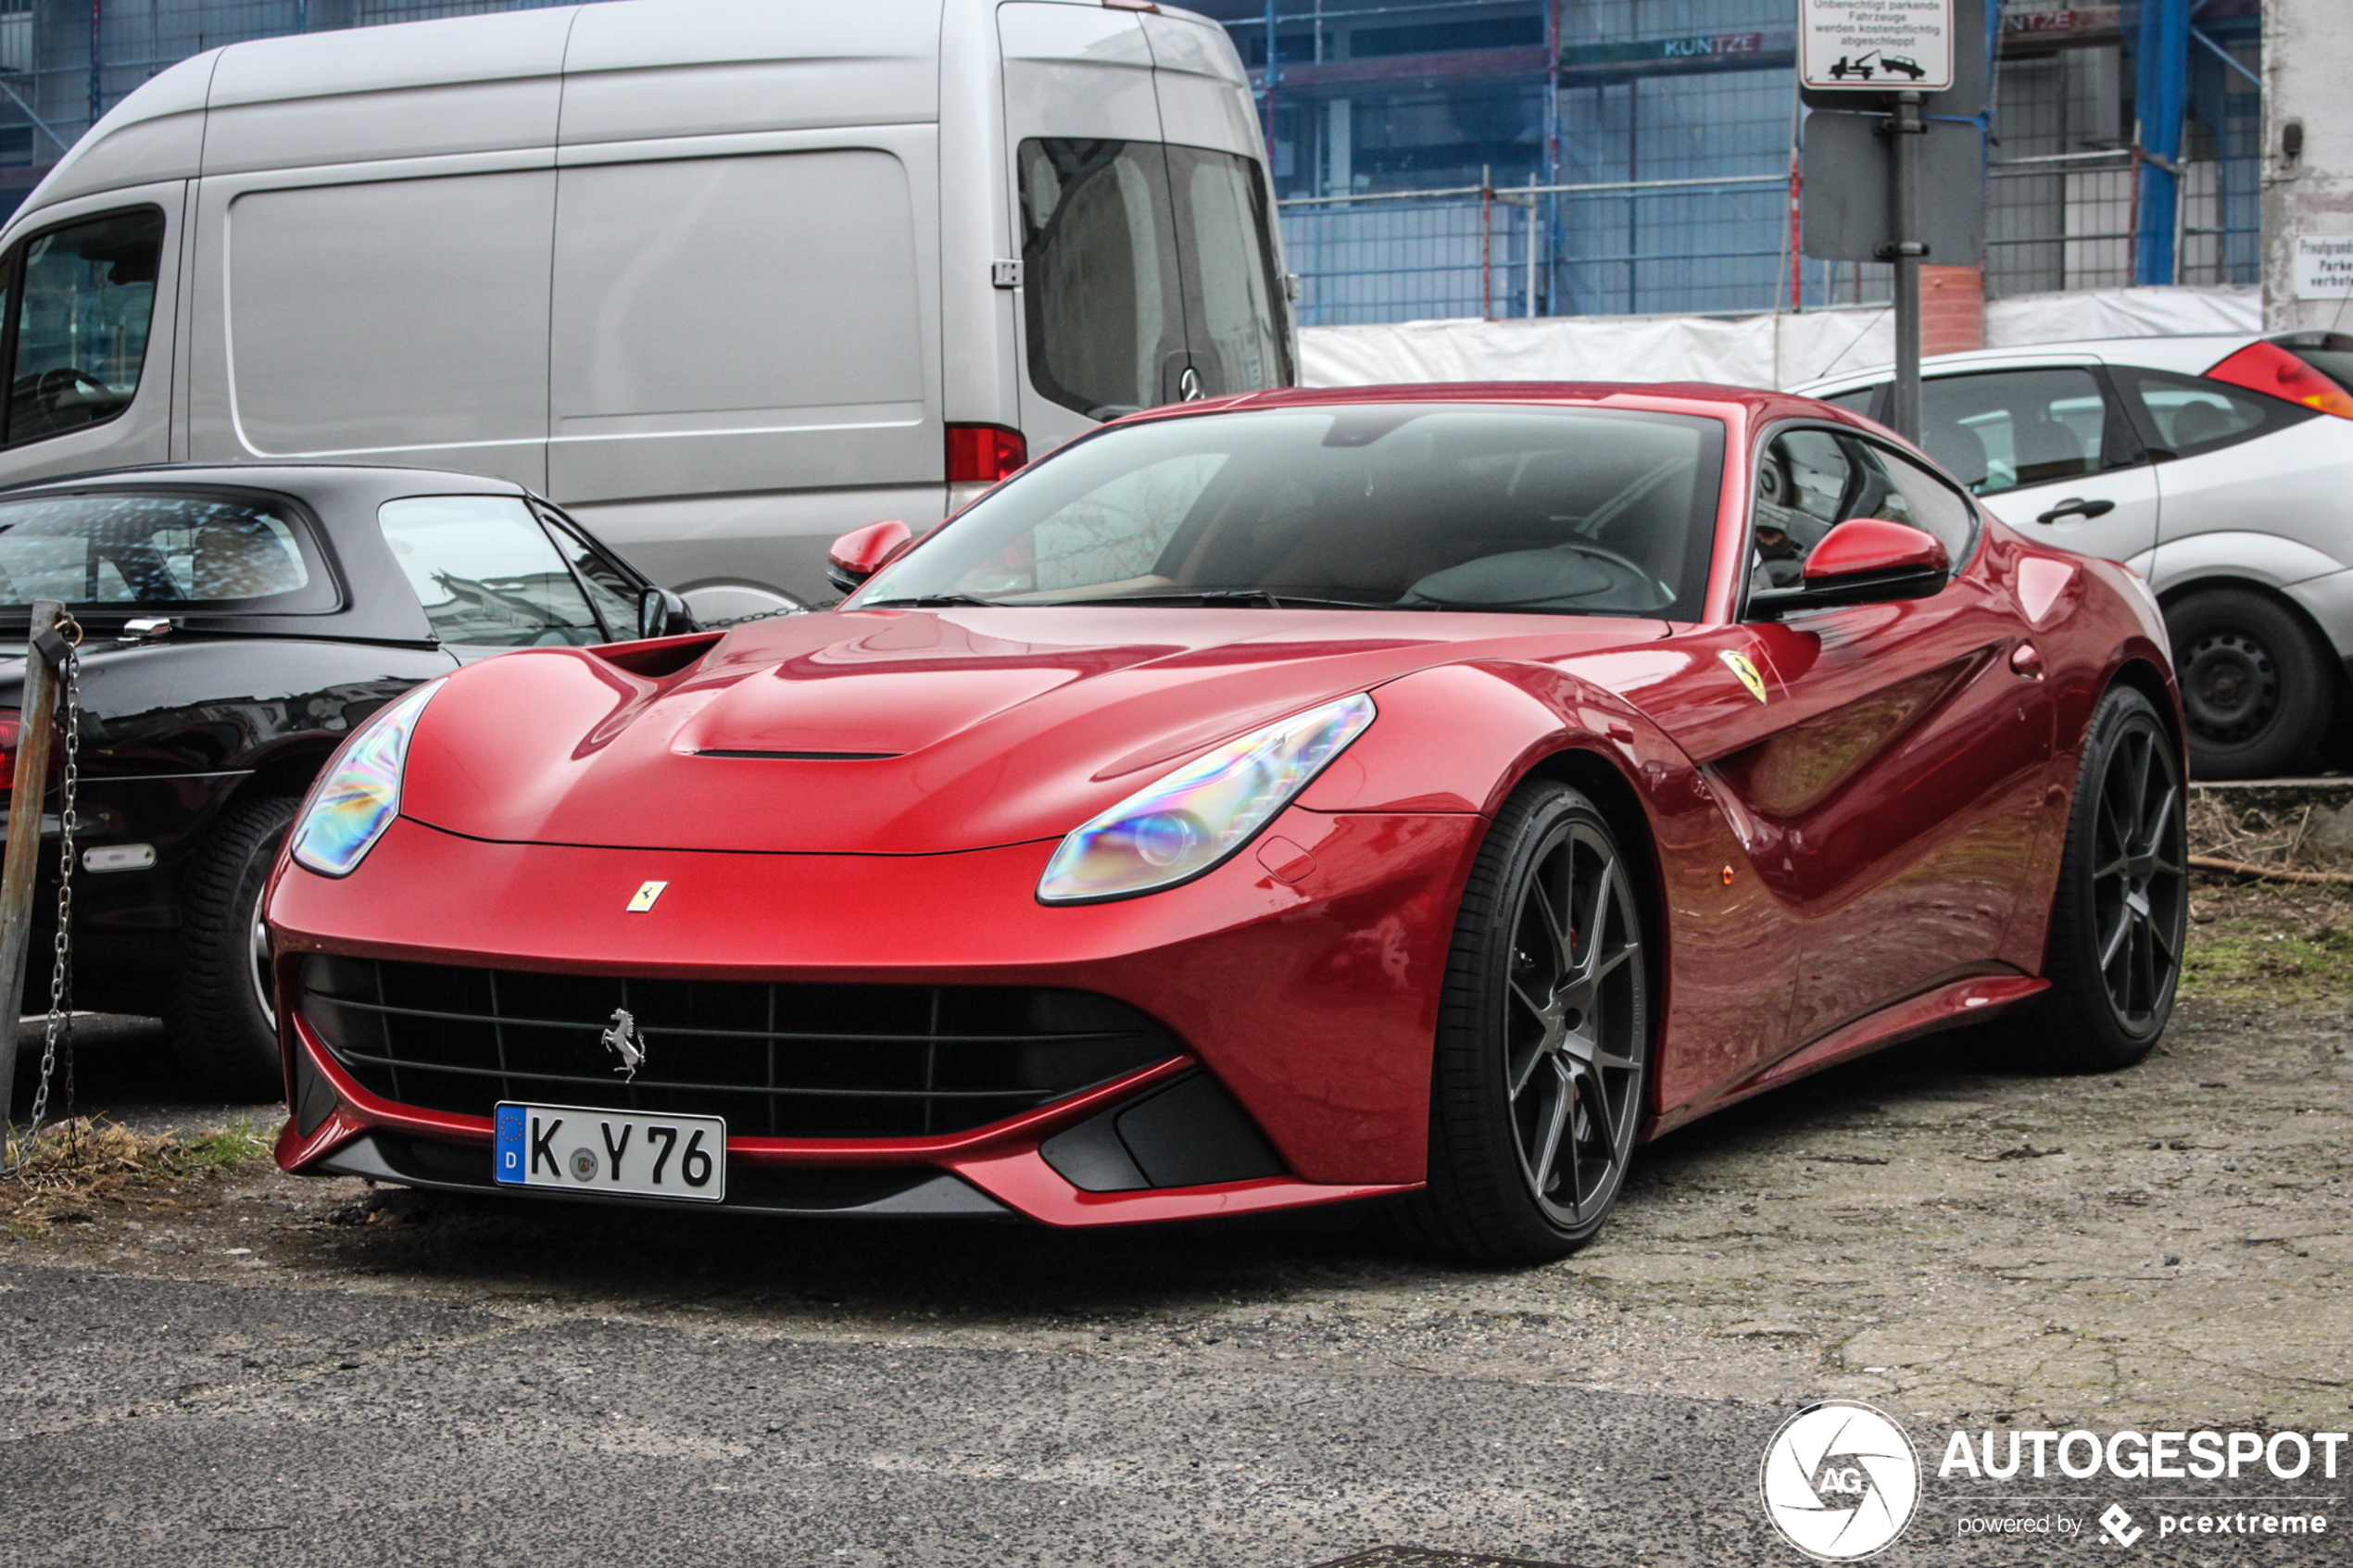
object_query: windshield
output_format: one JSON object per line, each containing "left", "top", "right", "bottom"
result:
{"left": 856, "top": 404, "right": 1723, "bottom": 618}
{"left": 0, "top": 490, "right": 331, "bottom": 612}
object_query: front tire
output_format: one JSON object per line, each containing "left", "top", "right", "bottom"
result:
{"left": 2168, "top": 588, "right": 2332, "bottom": 780}
{"left": 1410, "top": 781, "right": 1652, "bottom": 1264}
{"left": 168, "top": 796, "right": 299, "bottom": 1100}
{"left": 2021, "top": 685, "right": 2187, "bottom": 1072}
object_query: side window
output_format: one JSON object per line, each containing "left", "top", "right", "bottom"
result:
{"left": 1917, "top": 368, "right": 2120, "bottom": 495}
{"left": 2111, "top": 365, "right": 2309, "bottom": 458}
{"left": 1164, "top": 145, "right": 1293, "bottom": 398}
{"left": 535, "top": 508, "right": 638, "bottom": 638}
{"left": 1751, "top": 430, "right": 1854, "bottom": 589}
{"left": 1018, "top": 139, "right": 1188, "bottom": 420}
{"left": 1851, "top": 442, "right": 1979, "bottom": 566}
{"left": 2, "top": 207, "right": 166, "bottom": 446}
{"left": 377, "top": 495, "right": 606, "bottom": 648}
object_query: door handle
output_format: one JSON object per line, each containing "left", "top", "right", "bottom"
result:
{"left": 2033, "top": 496, "right": 2116, "bottom": 526}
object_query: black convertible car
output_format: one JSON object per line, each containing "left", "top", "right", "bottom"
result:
{"left": 0, "top": 465, "right": 692, "bottom": 1097}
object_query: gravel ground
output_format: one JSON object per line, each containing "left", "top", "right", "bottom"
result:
{"left": 2, "top": 881, "right": 2347, "bottom": 1566}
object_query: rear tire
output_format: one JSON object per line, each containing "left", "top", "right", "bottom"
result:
{"left": 168, "top": 796, "right": 299, "bottom": 1101}
{"left": 1407, "top": 780, "right": 1652, "bottom": 1264}
{"left": 2020, "top": 685, "right": 2186, "bottom": 1073}
{"left": 2168, "top": 587, "right": 2332, "bottom": 780}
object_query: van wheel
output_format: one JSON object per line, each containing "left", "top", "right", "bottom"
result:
{"left": 168, "top": 797, "right": 299, "bottom": 1101}
{"left": 2168, "top": 588, "right": 2332, "bottom": 780}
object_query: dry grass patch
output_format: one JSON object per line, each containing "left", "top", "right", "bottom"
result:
{"left": 1, "top": 1116, "right": 274, "bottom": 1231}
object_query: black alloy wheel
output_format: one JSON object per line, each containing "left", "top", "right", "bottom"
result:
{"left": 2168, "top": 588, "right": 2332, "bottom": 780}
{"left": 1410, "top": 780, "right": 1652, "bottom": 1263}
{"left": 2021, "top": 685, "right": 2187, "bottom": 1072}
{"left": 168, "top": 795, "right": 301, "bottom": 1100}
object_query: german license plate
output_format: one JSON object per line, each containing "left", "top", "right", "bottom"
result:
{"left": 493, "top": 1103, "right": 726, "bottom": 1203}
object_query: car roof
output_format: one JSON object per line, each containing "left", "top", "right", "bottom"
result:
{"left": 1793, "top": 333, "right": 2259, "bottom": 395}
{"left": 0, "top": 462, "right": 545, "bottom": 644}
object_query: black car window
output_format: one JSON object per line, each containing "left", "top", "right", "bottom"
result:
{"left": 1818, "top": 385, "right": 1881, "bottom": 420}
{"left": 535, "top": 507, "right": 638, "bottom": 639}
{"left": 3, "top": 207, "right": 167, "bottom": 447}
{"left": 1856, "top": 442, "right": 1979, "bottom": 565}
{"left": 377, "top": 495, "right": 606, "bottom": 647}
{"left": 1750, "top": 429, "right": 1853, "bottom": 589}
{"left": 2110, "top": 364, "right": 2313, "bottom": 458}
{"left": 0, "top": 491, "right": 333, "bottom": 611}
{"left": 1918, "top": 368, "right": 2119, "bottom": 495}
{"left": 1018, "top": 138, "right": 1189, "bottom": 420}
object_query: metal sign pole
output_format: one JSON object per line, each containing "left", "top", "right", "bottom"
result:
{"left": 1889, "top": 89, "right": 1925, "bottom": 442}
{"left": 0, "top": 600, "right": 65, "bottom": 1131}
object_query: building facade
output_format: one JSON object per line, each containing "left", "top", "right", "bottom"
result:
{"left": 0, "top": 0, "right": 2264, "bottom": 328}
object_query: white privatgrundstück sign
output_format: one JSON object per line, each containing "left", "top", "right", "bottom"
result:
{"left": 2295, "top": 235, "right": 2353, "bottom": 299}
{"left": 1800, "top": 0, "right": 1956, "bottom": 93}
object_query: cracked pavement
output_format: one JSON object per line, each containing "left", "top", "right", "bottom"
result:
{"left": 2, "top": 994, "right": 2347, "bottom": 1565}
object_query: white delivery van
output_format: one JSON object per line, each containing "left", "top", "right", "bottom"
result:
{"left": 0, "top": 0, "right": 1293, "bottom": 615}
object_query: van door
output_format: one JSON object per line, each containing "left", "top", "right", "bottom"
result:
{"left": 0, "top": 183, "right": 182, "bottom": 484}
{"left": 185, "top": 166, "right": 558, "bottom": 491}
{"left": 999, "top": 1, "right": 1184, "bottom": 454}
{"left": 1142, "top": 12, "right": 1295, "bottom": 401}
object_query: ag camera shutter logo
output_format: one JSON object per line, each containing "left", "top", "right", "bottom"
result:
{"left": 1760, "top": 1400, "right": 1921, "bottom": 1561}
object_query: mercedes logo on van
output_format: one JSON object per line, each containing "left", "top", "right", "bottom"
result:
{"left": 1177, "top": 365, "right": 1204, "bottom": 401}
{"left": 1758, "top": 1400, "right": 1920, "bottom": 1561}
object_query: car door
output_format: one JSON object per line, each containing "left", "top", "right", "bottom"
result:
{"left": 1713, "top": 427, "right": 2055, "bottom": 1044}
{"left": 1914, "top": 364, "right": 2161, "bottom": 571}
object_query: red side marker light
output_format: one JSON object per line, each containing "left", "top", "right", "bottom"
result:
{"left": 946, "top": 423, "right": 1028, "bottom": 484}
{"left": 0, "top": 709, "right": 19, "bottom": 793}
{"left": 2203, "top": 341, "right": 2353, "bottom": 420}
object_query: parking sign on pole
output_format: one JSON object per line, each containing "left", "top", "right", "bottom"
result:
{"left": 1800, "top": 0, "right": 1956, "bottom": 94}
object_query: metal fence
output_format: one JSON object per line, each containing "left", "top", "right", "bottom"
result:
{"left": 1283, "top": 148, "right": 2259, "bottom": 328}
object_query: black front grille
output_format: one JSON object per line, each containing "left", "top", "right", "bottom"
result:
{"left": 296, "top": 957, "right": 1182, "bottom": 1138}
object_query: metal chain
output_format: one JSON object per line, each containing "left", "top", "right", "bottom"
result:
{"left": 5, "top": 616, "right": 81, "bottom": 1176}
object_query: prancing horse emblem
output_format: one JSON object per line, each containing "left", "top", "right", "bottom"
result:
{"left": 601, "top": 1008, "right": 648, "bottom": 1080}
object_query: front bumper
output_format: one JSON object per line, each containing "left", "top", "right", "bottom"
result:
{"left": 267, "top": 806, "right": 1484, "bottom": 1226}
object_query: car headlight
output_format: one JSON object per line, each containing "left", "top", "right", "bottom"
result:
{"left": 1038, "top": 693, "right": 1376, "bottom": 904}
{"left": 289, "top": 680, "right": 444, "bottom": 878}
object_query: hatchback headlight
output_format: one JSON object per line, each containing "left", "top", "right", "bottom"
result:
{"left": 290, "top": 680, "right": 443, "bottom": 877}
{"left": 1038, "top": 693, "right": 1376, "bottom": 904}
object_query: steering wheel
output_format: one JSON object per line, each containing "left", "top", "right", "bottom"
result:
{"left": 28, "top": 366, "right": 111, "bottom": 408}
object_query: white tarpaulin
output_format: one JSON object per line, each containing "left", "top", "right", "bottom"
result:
{"left": 1296, "top": 285, "right": 2262, "bottom": 393}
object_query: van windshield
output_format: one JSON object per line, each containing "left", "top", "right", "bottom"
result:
{"left": 856, "top": 404, "right": 1722, "bottom": 620}
{"left": 1018, "top": 138, "right": 1291, "bottom": 420}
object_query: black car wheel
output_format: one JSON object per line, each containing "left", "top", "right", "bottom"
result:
{"left": 2021, "top": 685, "right": 2187, "bottom": 1073}
{"left": 1410, "top": 780, "right": 1651, "bottom": 1264}
{"left": 2168, "top": 588, "right": 2333, "bottom": 780}
{"left": 169, "top": 796, "right": 300, "bottom": 1100}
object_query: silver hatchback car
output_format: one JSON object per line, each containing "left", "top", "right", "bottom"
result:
{"left": 1798, "top": 333, "right": 2353, "bottom": 779}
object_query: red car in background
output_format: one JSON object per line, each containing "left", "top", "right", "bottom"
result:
{"left": 264, "top": 384, "right": 2184, "bottom": 1262}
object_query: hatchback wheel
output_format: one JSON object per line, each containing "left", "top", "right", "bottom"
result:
{"left": 1410, "top": 780, "right": 1652, "bottom": 1264}
{"left": 2168, "top": 588, "right": 2332, "bottom": 780}
{"left": 168, "top": 796, "right": 300, "bottom": 1100}
{"left": 2021, "top": 685, "right": 2186, "bottom": 1072}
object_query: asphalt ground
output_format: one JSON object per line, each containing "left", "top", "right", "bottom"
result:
{"left": 3, "top": 879, "right": 2349, "bottom": 1567}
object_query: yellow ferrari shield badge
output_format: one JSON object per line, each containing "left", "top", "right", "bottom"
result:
{"left": 625, "top": 880, "right": 669, "bottom": 913}
{"left": 1719, "top": 649, "right": 1769, "bottom": 705}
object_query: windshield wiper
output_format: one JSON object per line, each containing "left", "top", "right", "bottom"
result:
{"left": 857, "top": 593, "right": 999, "bottom": 608}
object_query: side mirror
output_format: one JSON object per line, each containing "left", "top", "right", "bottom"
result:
{"left": 635, "top": 585, "right": 696, "bottom": 640}
{"left": 1751, "top": 518, "right": 1949, "bottom": 618}
{"left": 826, "top": 520, "right": 913, "bottom": 595}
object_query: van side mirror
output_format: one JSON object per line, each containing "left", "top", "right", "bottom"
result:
{"left": 826, "top": 520, "right": 913, "bottom": 595}
{"left": 635, "top": 585, "right": 695, "bottom": 640}
{"left": 1750, "top": 518, "right": 1949, "bottom": 619}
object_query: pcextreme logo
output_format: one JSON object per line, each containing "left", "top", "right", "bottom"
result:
{"left": 1760, "top": 1400, "right": 1921, "bottom": 1562}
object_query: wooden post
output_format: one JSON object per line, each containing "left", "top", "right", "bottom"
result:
{"left": 0, "top": 599, "right": 66, "bottom": 1134}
